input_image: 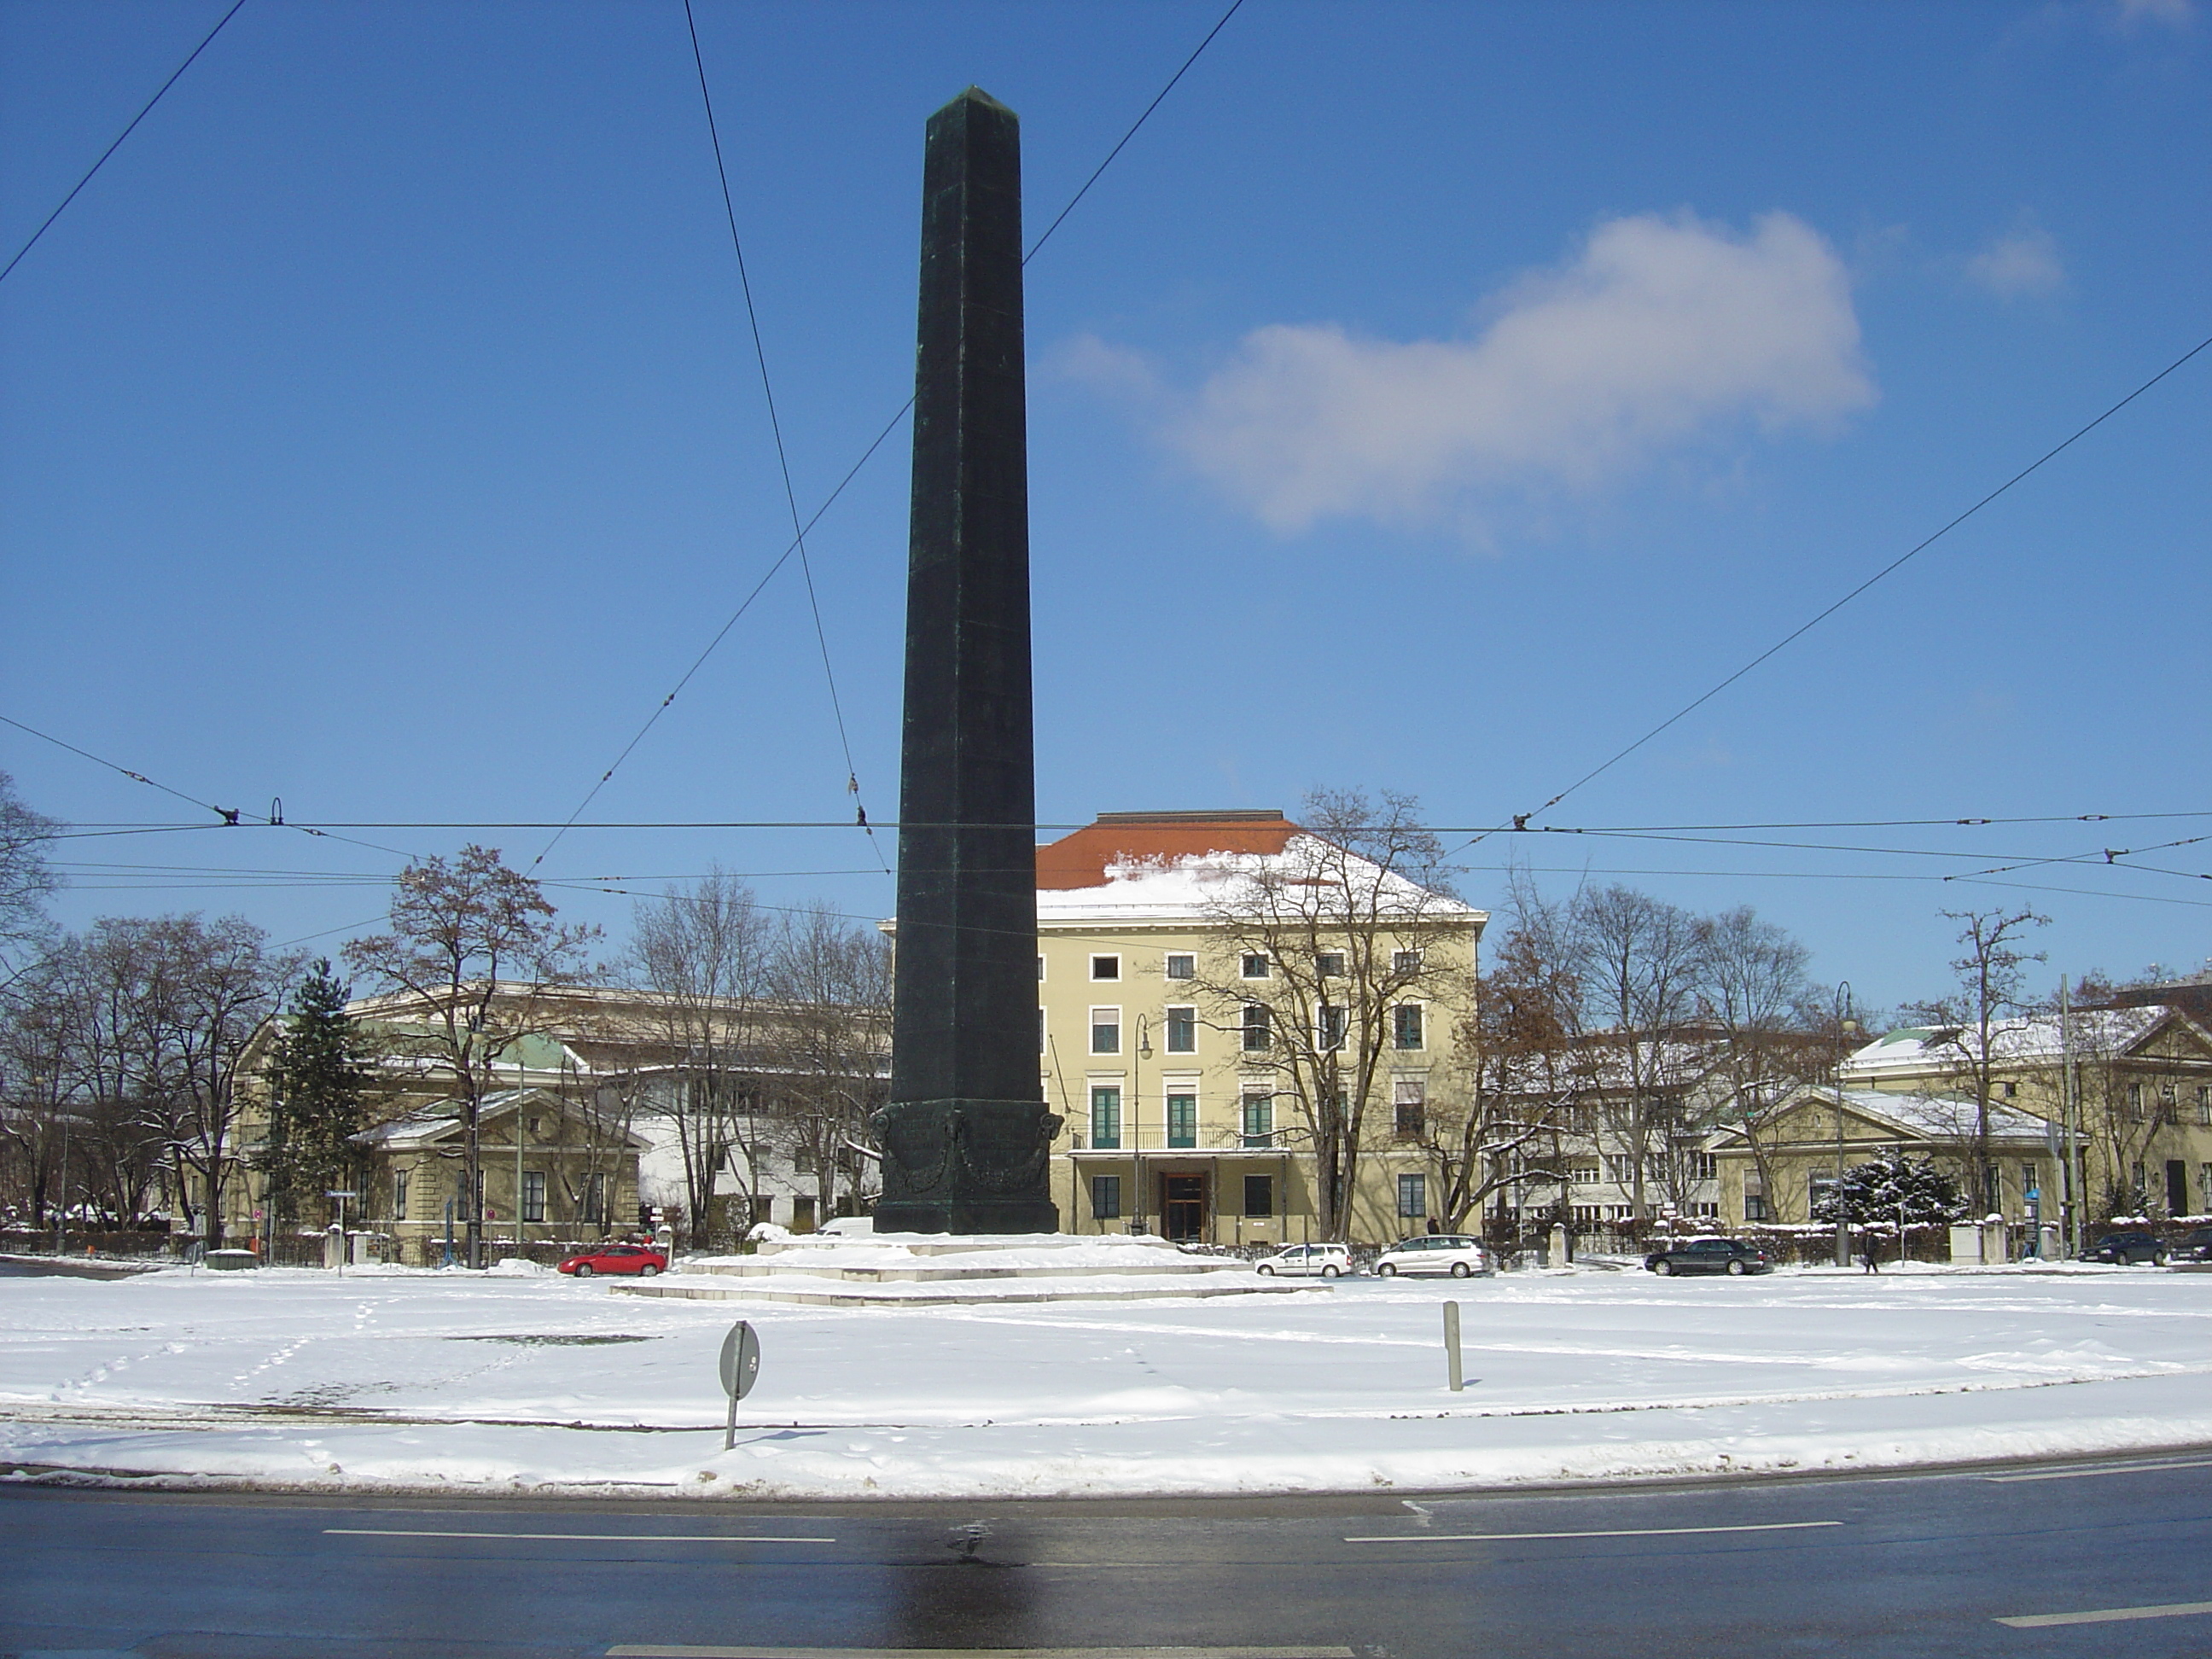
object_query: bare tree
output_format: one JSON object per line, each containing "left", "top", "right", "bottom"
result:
{"left": 625, "top": 870, "right": 774, "bottom": 1248}
{"left": 1569, "top": 884, "right": 1703, "bottom": 1228}
{"left": 765, "top": 900, "right": 892, "bottom": 1224}
{"left": 1903, "top": 906, "right": 2050, "bottom": 1214}
{"left": 1428, "top": 911, "right": 1587, "bottom": 1232}
{"left": 0, "top": 773, "right": 60, "bottom": 992}
{"left": 343, "top": 847, "right": 597, "bottom": 1267}
{"left": 1696, "top": 905, "right": 1826, "bottom": 1222}
{"left": 1189, "top": 789, "right": 1476, "bottom": 1241}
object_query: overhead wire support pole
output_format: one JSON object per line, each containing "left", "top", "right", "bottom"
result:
{"left": 0, "top": 0, "right": 250, "bottom": 288}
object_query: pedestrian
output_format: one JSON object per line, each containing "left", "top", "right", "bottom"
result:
{"left": 1860, "top": 1241, "right": 1881, "bottom": 1274}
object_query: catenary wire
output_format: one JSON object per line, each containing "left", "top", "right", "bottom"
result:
{"left": 526, "top": 0, "right": 1248, "bottom": 874}
{"left": 1452, "top": 328, "right": 2212, "bottom": 856}
{"left": 0, "top": 0, "right": 248, "bottom": 287}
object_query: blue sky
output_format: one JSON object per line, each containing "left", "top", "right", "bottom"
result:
{"left": 3, "top": 0, "right": 2207, "bottom": 1013}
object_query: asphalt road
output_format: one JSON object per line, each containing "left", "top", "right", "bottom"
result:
{"left": 6, "top": 1453, "right": 2212, "bottom": 1659}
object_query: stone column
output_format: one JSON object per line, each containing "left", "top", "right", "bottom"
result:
{"left": 875, "top": 88, "right": 1059, "bottom": 1234}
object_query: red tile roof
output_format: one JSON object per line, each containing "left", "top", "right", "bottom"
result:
{"left": 1036, "top": 810, "right": 1298, "bottom": 892}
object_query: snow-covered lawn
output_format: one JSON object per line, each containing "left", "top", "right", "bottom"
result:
{"left": 3, "top": 1260, "right": 2210, "bottom": 1499}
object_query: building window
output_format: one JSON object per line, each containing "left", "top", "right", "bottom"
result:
{"left": 1393, "top": 1004, "right": 1423, "bottom": 1050}
{"left": 1318, "top": 1003, "right": 1347, "bottom": 1051}
{"left": 1091, "top": 1006, "right": 1121, "bottom": 1054}
{"left": 1091, "top": 1087, "right": 1122, "bottom": 1150}
{"left": 2130, "top": 1082, "right": 2146, "bottom": 1121}
{"left": 1392, "top": 949, "right": 1423, "bottom": 975}
{"left": 1091, "top": 1174, "right": 1121, "bottom": 1220}
{"left": 750, "top": 1193, "right": 774, "bottom": 1225}
{"left": 1243, "top": 1175, "right": 1274, "bottom": 1218}
{"left": 1745, "top": 1194, "right": 1771, "bottom": 1221}
{"left": 1037, "top": 954, "right": 1045, "bottom": 981}
{"left": 2161, "top": 1081, "right": 2179, "bottom": 1121}
{"left": 1692, "top": 1152, "right": 1719, "bottom": 1182}
{"left": 2002, "top": 1082, "right": 2017, "bottom": 1099}
{"left": 583, "top": 1172, "right": 607, "bottom": 1225}
{"left": 2022, "top": 1161, "right": 2042, "bottom": 1198}
{"left": 1606, "top": 1155, "right": 1633, "bottom": 1185}
{"left": 1039, "top": 1006, "right": 1047, "bottom": 1054}
{"left": 1165, "top": 952, "right": 1195, "bottom": 981}
{"left": 793, "top": 1195, "right": 817, "bottom": 1233}
{"left": 521, "top": 1171, "right": 546, "bottom": 1225}
{"left": 2201, "top": 1164, "right": 2212, "bottom": 1212}
{"left": 1241, "top": 1092, "right": 1273, "bottom": 1147}
{"left": 2132, "top": 1161, "right": 2146, "bottom": 1198}
{"left": 1242, "top": 1004, "right": 1271, "bottom": 1051}
{"left": 1570, "top": 1163, "right": 1602, "bottom": 1185}
{"left": 1167, "top": 1092, "right": 1196, "bottom": 1149}
{"left": 1242, "top": 953, "right": 1270, "bottom": 980}
{"left": 393, "top": 1170, "right": 409, "bottom": 1219}
{"left": 1091, "top": 954, "right": 1121, "bottom": 981}
{"left": 2197, "top": 1086, "right": 2211, "bottom": 1126}
{"left": 1397, "top": 1173, "right": 1427, "bottom": 1220}
{"left": 1315, "top": 952, "right": 1345, "bottom": 978}
{"left": 1393, "top": 1079, "right": 1425, "bottom": 1140}
{"left": 1165, "top": 1005, "right": 1197, "bottom": 1053}
{"left": 1687, "top": 1201, "right": 1720, "bottom": 1220}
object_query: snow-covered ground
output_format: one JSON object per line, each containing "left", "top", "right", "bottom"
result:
{"left": 3, "top": 1260, "right": 2210, "bottom": 1500}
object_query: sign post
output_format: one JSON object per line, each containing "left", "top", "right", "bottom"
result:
{"left": 325, "top": 1190, "right": 357, "bottom": 1276}
{"left": 719, "top": 1319, "right": 761, "bottom": 1451}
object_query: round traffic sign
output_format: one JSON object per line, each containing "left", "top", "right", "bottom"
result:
{"left": 718, "top": 1320, "right": 760, "bottom": 1400}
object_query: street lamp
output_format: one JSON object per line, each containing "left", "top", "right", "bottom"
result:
{"left": 1833, "top": 981, "right": 1859, "bottom": 1269}
{"left": 1130, "top": 1015, "right": 1153, "bottom": 1233}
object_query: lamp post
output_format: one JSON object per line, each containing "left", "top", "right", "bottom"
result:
{"left": 1833, "top": 982, "right": 1858, "bottom": 1269}
{"left": 1130, "top": 1015, "right": 1152, "bottom": 1233}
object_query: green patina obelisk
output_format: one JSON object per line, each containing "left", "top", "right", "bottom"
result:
{"left": 873, "top": 88, "right": 1060, "bottom": 1234}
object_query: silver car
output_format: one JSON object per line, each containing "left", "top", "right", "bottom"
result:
{"left": 1256, "top": 1243, "right": 1351, "bottom": 1278}
{"left": 1374, "top": 1234, "right": 1494, "bottom": 1279}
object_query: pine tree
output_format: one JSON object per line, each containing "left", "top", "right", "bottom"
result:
{"left": 1812, "top": 1150, "right": 1966, "bottom": 1228}
{"left": 259, "top": 960, "right": 372, "bottom": 1228}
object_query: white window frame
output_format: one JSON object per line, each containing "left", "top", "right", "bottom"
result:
{"left": 1164, "top": 1004, "right": 1197, "bottom": 1053}
{"left": 1091, "top": 953, "right": 1121, "bottom": 981}
{"left": 1090, "top": 1005, "right": 1121, "bottom": 1055}
{"left": 1393, "top": 1002, "right": 1424, "bottom": 1051}
{"left": 1165, "top": 952, "right": 1196, "bottom": 981}
{"left": 1241, "top": 952, "right": 1271, "bottom": 981}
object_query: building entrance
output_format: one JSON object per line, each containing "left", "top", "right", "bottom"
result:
{"left": 1161, "top": 1173, "right": 1206, "bottom": 1242}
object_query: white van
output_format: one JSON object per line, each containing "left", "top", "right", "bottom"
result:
{"left": 1256, "top": 1242, "right": 1352, "bottom": 1278}
{"left": 1373, "top": 1235, "right": 1493, "bottom": 1279}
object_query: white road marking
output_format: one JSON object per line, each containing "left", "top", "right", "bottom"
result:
{"left": 1996, "top": 1598, "right": 2212, "bottom": 1628}
{"left": 1987, "top": 1458, "right": 2212, "bottom": 1483}
{"left": 1344, "top": 1520, "right": 1843, "bottom": 1543}
{"left": 325, "top": 1528, "right": 833, "bottom": 1543}
{"left": 608, "top": 1650, "right": 1356, "bottom": 1659}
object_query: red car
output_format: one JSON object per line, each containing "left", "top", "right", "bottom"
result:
{"left": 558, "top": 1243, "right": 667, "bottom": 1278}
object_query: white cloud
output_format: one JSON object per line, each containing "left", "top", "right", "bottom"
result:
{"left": 1094, "top": 212, "right": 1874, "bottom": 533}
{"left": 2116, "top": 0, "right": 2193, "bottom": 29}
{"left": 1966, "top": 218, "right": 2067, "bottom": 300}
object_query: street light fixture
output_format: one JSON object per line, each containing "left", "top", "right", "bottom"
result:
{"left": 1131, "top": 1015, "right": 1152, "bottom": 1233}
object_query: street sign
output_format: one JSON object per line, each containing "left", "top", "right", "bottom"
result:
{"left": 719, "top": 1320, "right": 760, "bottom": 1400}
{"left": 719, "top": 1320, "right": 760, "bottom": 1452}
{"left": 323, "top": 1190, "right": 357, "bottom": 1199}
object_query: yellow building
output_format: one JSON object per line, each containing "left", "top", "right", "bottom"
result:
{"left": 1034, "top": 810, "right": 1486, "bottom": 1247}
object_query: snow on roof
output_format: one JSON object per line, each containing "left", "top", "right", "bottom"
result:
{"left": 1842, "top": 1006, "right": 2171, "bottom": 1075}
{"left": 1773, "top": 1086, "right": 2053, "bottom": 1145}
{"left": 349, "top": 1088, "right": 644, "bottom": 1151}
{"left": 1033, "top": 812, "right": 1482, "bottom": 928}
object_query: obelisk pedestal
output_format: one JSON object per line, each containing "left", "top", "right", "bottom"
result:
{"left": 874, "top": 88, "right": 1059, "bottom": 1235}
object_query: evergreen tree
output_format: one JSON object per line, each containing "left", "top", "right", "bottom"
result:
{"left": 259, "top": 961, "right": 372, "bottom": 1228}
{"left": 1812, "top": 1150, "right": 1967, "bottom": 1228}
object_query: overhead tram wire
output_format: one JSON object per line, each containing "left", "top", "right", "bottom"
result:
{"left": 524, "top": 0, "right": 1249, "bottom": 873}
{"left": 1, "top": 713, "right": 414, "bottom": 862}
{"left": 1451, "top": 327, "right": 2212, "bottom": 858}
{"left": 533, "top": 0, "right": 891, "bottom": 882}
{"left": 0, "top": 0, "right": 248, "bottom": 287}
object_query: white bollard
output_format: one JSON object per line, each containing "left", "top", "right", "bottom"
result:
{"left": 1443, "top": 1300, "right": 1464, "bottom": 1392}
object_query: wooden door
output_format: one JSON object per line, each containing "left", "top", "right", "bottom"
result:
{"left": 1161, "top": 1173, "right": 1205, "bottom": 1242}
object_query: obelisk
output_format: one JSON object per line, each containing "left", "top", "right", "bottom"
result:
{"left": 874, "top": 88, "right": 1059, "bottom": 1234}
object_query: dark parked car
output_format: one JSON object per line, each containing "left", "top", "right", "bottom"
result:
{"left": 2168, "top": 1228, "right": 2212, "bottom": 1264}
{"left": 2081, "top": 1231, "right": 2166, "bottom": 1266}
{"left": 1644, "top": 1238, "right": 1774, "bottom": 1277}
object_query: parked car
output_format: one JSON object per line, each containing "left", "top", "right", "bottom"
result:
{"left": 1373, "top": 1235, "right": 1493, "bottom": 1279}
{"left": 1644, "top": 1238, "right": 1773, "bottom": 1277}
{"left": 2081, "top": 1231, "right": 2166, "bottom": 1266}
{"left": 2168, "top": 1228, "right": 2212, "bottom": 1264}
{"left": 1255, "top": 1243, "right": 1351, "bottom": 1278}
{"left": 558, "top": 1243, "right": 667, "bottom": 1278}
